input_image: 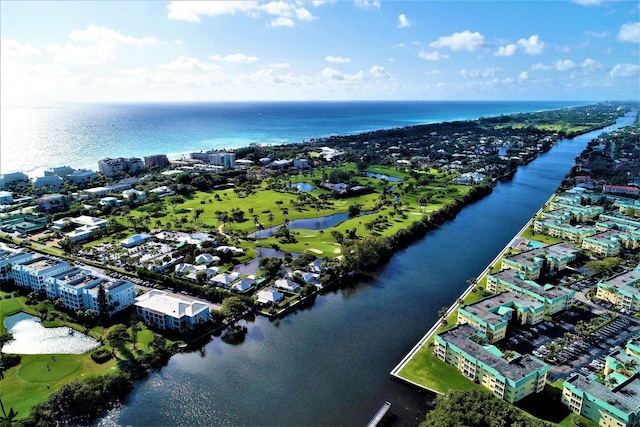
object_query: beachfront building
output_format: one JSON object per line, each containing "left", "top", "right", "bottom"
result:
{"left": 487, "top": 270, "right": 575, "bottom": 315}
{"left": 44, "top": 166, "right": 75, "bottom": 178}
{"left": 66, "top": 170, "right": 97, "bottom": 184}
{"left": 135, "top": 290, "right": 212, "bottom": 331}
{"left": 11, "top": 256, "right": 71, "bottom": 292}
{"left": 143, "top": 154, "right": 170, "bottom": 168}
{"left": 501, "top": 243, "right": 579, "bottom": 280}
{"left": 34, "top": 175, "right": 64, "bottom": 190}
{"left": 457, "top": 292, "right": 545, "bottom": 343}
{"left": 434, "top": 323, "right": 548, "bottom": 403}
{"left": 189, "top": 151, "right": 235, "bottom": 169}
{"left": 46, "top": 267, "right": 135, "bottom": 314}
{"left": 98, "top": 157, "right": 145, "bottom": 176}
{"left": 533, "top": 217, "right": 597, "bottom": 244}
{"left": 0, "top": 172, "right": 29, "bottom": 190}
{"left": 561, "top": 372, "right": 640, "bottom": 427}
{"left": 595, "top": 268, "right": 640, "bottom": 312}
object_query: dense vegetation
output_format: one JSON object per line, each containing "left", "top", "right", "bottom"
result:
{"left": 421, "top": 390, "right": 553, "bottom": 427}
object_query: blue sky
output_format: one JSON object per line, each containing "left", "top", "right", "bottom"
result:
{"left": 1, "top": 0, "right": 638, "bottom": 103}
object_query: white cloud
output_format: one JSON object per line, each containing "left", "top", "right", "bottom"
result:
{"left": 460, "top": 66, "right": 499, "bottom": 78}
{"left": 167, "top": 1, "right": 315, "bottom": 26}
{"left": 210, "top": 53, "right": 259, "bottom": 64}
{"left": 370, "top": 65, "right": 390, "bottom": 79}
{"left": 585, "top": 31, "right": 608, "bottom": 38}
{"left": 397, "top": 14, "right": 412, "bottom": 28}
{"left": 418, "top": 50, "right": 449, "bottom": 61}
{"left": 321, "top": 66, "right": 364, "bottom": 81}
{"left": 429, "top": 31, "right": 485, "bottom": 51}
{"left": 581, "top": 58, "right": 602, "bottom": 71}
{"left": 518, "top": 71, "right": 529, "bottom": 80}
{"left": 48, "top": 43, "right": 116, "bottom": 66}
{"left": 69, "top": 24, "right": 158, "bottom": 47}
{"left": 167, "top": 1, "right": 258, "bottom": 22}
{"left": 517, "top": 35, "right": 545, "bottom": 55}
{"left": 269, "top": 16, "right": 296, "bottom": 27}
{"left": 610, "top": 63, "right": 640, "bottom": 78}
{"left": 1, "top": 39, "right": 42, "bottom": 58}
{"left": 531, "top": 63, "right": 551, "bottom": 71}
{"left": 268, "top": 62, "right": 291, "bottom": 68}
{"left": 326, "top": 56, "right": 351, "bottom": 63}
{"left": 494, "top": 44, "right": 517, "bottom": 57}
{"left": 554, "top": 59, "right": 578, "bottom": 70}
{"left": 572, "top": 0, "right": 602, "bottom": 6}
{"left": 618, "top": 22, "right": 640, "bottom": 43}
{"left": 354, "top": 0, "right": 380, "bottom": 9}
{"left": 164, "top": 56, "right": 221, "bottom": 71}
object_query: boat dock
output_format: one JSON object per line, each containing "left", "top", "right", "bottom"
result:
{"left": 366, "top": 401, "right": 391, "bottom": 427}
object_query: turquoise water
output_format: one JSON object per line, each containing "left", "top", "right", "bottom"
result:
{"left": 0, "top": 101, "right": 587, "bottom": 177}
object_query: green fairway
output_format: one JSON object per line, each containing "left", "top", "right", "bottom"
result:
{"left": 19, "top": 357, "right": 83, "bottom": 382}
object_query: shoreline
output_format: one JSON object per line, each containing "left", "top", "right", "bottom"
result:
{"left": 389, "top": 192, "right": 555, "bottom": 390}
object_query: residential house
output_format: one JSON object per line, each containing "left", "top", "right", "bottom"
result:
{"left": 256, "top": 288, "right": 284, "bottom": 305}
{"left": 274, "top": 278, "right": 300, "bottom": 293}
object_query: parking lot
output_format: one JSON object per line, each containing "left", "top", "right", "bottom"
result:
{"left": 498, "top": 306, "right": 640, "bottom": 382}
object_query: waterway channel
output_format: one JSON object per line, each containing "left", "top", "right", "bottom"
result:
{"left": 98, "top": 112, "right": 637, "bottom": 427}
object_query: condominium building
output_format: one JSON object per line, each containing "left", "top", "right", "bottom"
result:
{"left": 0, "top": 172, "right": 29, "bottom": 190}
{"left": 189, "top": 151, "right": 235, "bottom": 169}
{"left": 135, "top": 290, "right": 212, "bottom": 331}
{"left": 582, "top": 231, "right": 624, "bottom": 258}
{"left": 434, "top": 323, "right": 548, "bottom": 403}
{"left": 562, "top": 373, "right": 640, "bottom": 427}
{"left": 98, "top": 157, "right": 145, "bottom": 176}
{"left": 501, "top": 242, "right": 579, "bottom": 280}
{"left": 457, "top": 291, "right": 545, "bottom": 343}
{"left": 34, "top": 175, "right": 64, "bottom": 190}
{"left": 595, "top": 268, "right": 640, "bottom": 311}
{"left": 11, "top": 256, "right": 71, "bottom": 292}
{"left": 0, "top": 247, "right": 32, "bottom": 280}
{"left": 46, "top": 267, "right": 135, "bottom": 314}
{"left": 44, "top": 166, "right": 75, "bottom": 178}
{"left": 143, "top": 154, "right": 170, "bottom": 168}
{"left": 533, "top": 217, "right": 597, "bottom": 244}
{"left": 487, "top": 270, "right": 575, "bottom": 315}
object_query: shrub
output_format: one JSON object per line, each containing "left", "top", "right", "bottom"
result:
{"left": 91, "top": 348, "right": 113, "bottom": 364}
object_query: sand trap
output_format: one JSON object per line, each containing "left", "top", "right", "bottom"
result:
{"left": 303, "top": 234, "right": 317, "bottom": 238}
{"left": 308, "top": 248, "right": 323, "bottom": 254}
{"left": 333, "top": 248, "right": 342, "bottom": 254}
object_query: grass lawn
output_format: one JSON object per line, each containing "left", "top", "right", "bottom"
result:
{"left": 3, "top": 353, "right": 118, "bottom": 420}
{"left": 398, "top": 339, "right": 482, "bottom": 394}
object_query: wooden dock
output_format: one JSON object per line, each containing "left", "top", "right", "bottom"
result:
{"left": 366, "top": 401, "right": 391, "bottom": 427}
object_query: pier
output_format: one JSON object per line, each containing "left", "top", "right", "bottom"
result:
{"left": 366, "top": 401, "right": 391, "bottom": 427}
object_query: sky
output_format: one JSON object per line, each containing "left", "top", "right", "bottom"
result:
{"left": 1, "top": 0, "right": 639, "bottom": 103}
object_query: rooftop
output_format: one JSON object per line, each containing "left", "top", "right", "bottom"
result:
{"left": 438, "top": 323, "right": 547, "bottom": 383}
{"left": 135, "top": 290, "right": 211, "bottom": 319}
{"left": 565, "top": 373, "right": 640, "bottom": 417}
{"left": 461, "top": 291, "right": 544, "bottom": 326}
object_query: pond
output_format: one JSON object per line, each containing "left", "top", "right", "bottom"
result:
{"left": 289, "top": 182, "right": 315, "bottom": 192}
{"left": 3, "top": 312, "right": 100, "bottom": 355}
{"left": 365, "top": 172, "right": 403, "bottom": 182}
{"left": 248, "top": 211, "right": 373, "bottom": 238}
{"left": 233, "top": 247, "right": 299, "bottom": 275}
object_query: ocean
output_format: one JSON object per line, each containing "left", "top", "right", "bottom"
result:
{"left": 0, "top": 100, "right": 588, "bottom": 177}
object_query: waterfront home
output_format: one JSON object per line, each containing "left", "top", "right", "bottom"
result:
{"left": 562, "top": 372, "right": 640, "bottom": 427}
{"left": 457, "top": 291, "right": 545, "bottom": 343}
{"left": 231, "top": 275, "right": 256, "bottom": 292}
{"left": 0, "top": 172, "right": 29, "bottom": 190}
{"left": 487, "top": 270, "right": 575, "bottom": 315}
{"left": 135, "top": 290, "right": 212, "bottom": 331}
{"left": 274, "top": 278, "right": 300, "bottom": 293}
{"left": 34, "top": 175, "right": 64, "bottom": 190}
{"left": 211, "top": 272, "right": 240, "bottom": 288}
{"left": 308, "top": 258, "right": 322, "bottom": 274}
{"left": 595, "top": 268, "right": 640, "bottom": 312}
{"left": 434, "top": 323, "right": 548, "bottom": 403}
{"left": 256, "top": 288, "right": 284, "bottom": 305}
{"left": 285, "top": 270, "right": 320, "bottom": 285}
{"left": 66, "top": 169, "right": 97, "bottom": 184}
{"left": 185, "top": 267, "right": 219, "bottom": 283}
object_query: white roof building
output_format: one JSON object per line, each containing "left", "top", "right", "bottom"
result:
{"left": 135, "top": 290, "right": 212, "bottom": 331}
{"left": 256, "top": 288, "right": 284, "bottom": 305}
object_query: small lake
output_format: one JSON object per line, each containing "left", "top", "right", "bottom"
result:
{"left": 248, "top": 211, "right": 373, "bottom": 238}
{"left": 290, "top": 182, "right": 315, "bottom": 192}
{"left": 365, "top": 172, "right": 403, "bottom": 182}
{"left": 3, "top": 312, "right": 100, "bottom": 355}
{"left": 233, "top": 247, "right": 299, "bottom": 275}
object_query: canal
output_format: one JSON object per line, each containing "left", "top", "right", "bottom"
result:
{"left": 99, "top": 112, "right": 636, "bottom": 427}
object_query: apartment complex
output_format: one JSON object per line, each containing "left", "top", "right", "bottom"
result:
{"left": 134, "top": 290, "right": 212, "bottom": 331}
{"left": 434, "top": 323, "right": 548, "bottom": 403}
